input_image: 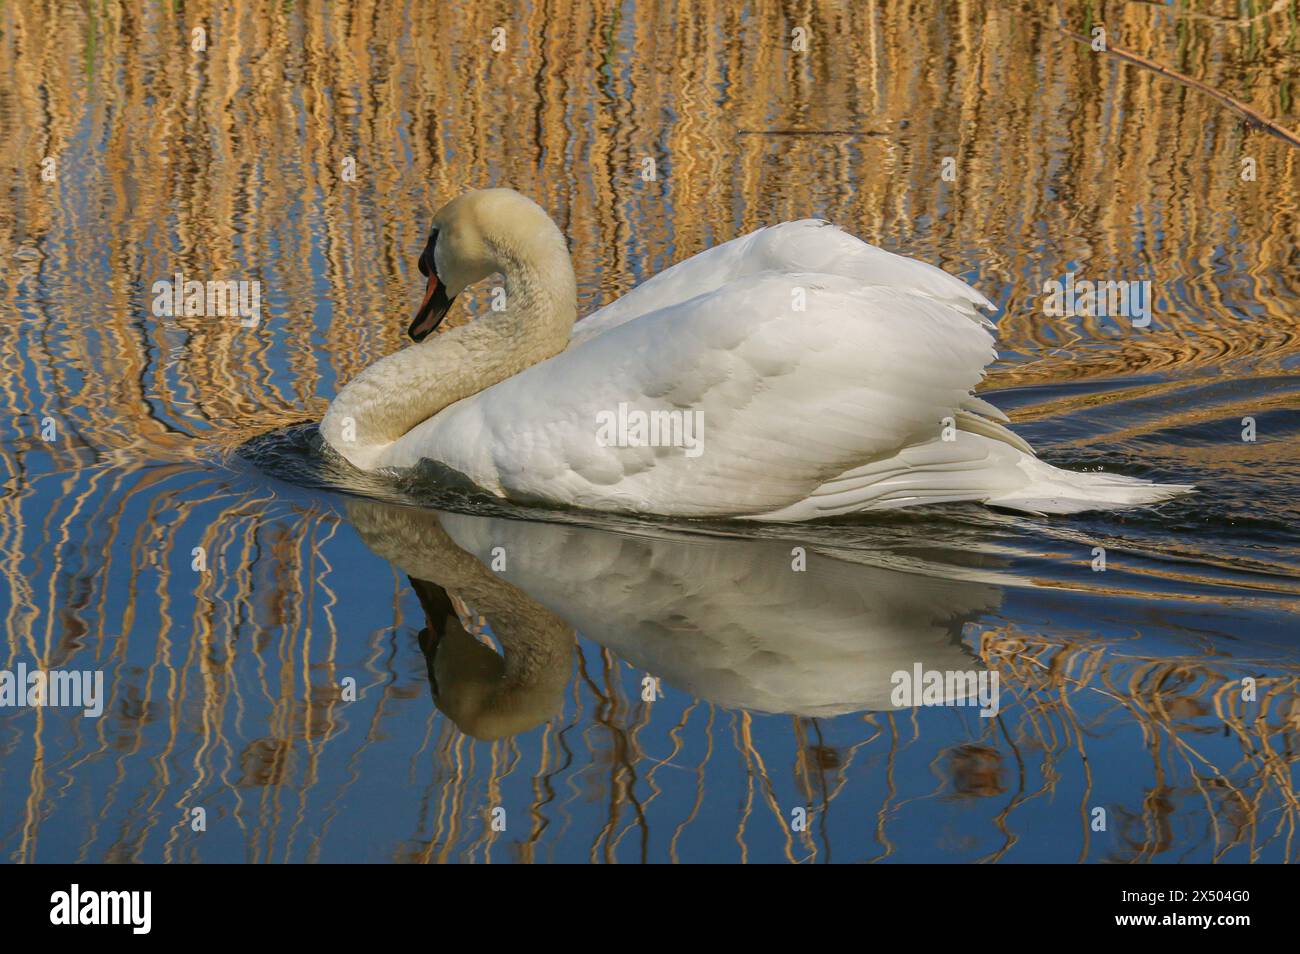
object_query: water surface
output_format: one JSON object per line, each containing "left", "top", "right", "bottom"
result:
{"left": 1, "top": 0, "right": 1298, "bottom": 863}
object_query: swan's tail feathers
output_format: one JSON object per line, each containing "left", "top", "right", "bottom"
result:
{"left": 750, "top": 434, "right": 1194, "bottom": 521}
{"left": 954, "top": 409, "right": 1032, "bottom": 455}
{"left": 982, "top": 462, "right": 1195, "bottom": 516}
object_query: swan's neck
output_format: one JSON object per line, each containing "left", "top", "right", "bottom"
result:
{"left": 322, "top": 247, "right": 575, "bottom": 467}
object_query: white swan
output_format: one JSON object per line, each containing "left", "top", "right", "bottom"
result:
{"left": 321, "top": 188, "right": 1191, "bottom": 519}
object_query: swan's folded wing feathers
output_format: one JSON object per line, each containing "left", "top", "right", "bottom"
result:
{"left": 746, "top": 221, "right": 995, "bottom": 321}
{"left": 414, "top": 271, "right": 999, "bottom": 516}
{"left": 572, "top": 220, "right": 994, "bottom": 345}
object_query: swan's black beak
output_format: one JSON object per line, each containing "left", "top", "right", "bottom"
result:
{"left": 409, "top": 231, "right": 455, "bottom": 342}
{"left": 409, "top": 273, "right": 453, "bottom": 342}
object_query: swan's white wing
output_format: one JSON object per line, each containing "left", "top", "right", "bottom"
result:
{"left": 385, "top": 270, "right": 1000, "bottom": 517}
{"left": 572, "top": 220, "right": 994, "bottom": 346}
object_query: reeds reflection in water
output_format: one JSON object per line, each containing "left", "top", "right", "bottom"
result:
{"left": 0, "top": 0, "right": 1298, "bottom": 861}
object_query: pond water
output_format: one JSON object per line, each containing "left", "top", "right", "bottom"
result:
{"left": 1, "top": 0, "right": 1297, "bottom": 862}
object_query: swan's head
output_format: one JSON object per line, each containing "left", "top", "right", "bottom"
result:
{"left": 409, "top": 188, "right": 572, "bottom": 342}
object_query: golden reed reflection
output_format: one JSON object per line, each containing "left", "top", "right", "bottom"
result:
{"left": 0, "top": 0, "right": 1297, "bottom": 861}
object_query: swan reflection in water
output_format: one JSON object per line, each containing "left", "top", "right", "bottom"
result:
{"left": 344, "top": 498, "right": 1006, "bottom": 739}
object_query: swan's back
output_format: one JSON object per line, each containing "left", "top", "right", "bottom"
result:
{"left": 571, "top": 220, "right": 994, "bottom": 346}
